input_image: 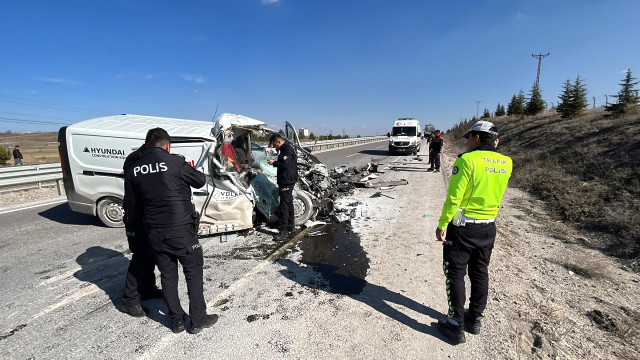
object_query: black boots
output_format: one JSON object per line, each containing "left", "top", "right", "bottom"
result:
{"left": 273, "top": 230, "right": 288, "bottom": 242}
{"left": 437, "top": 318, "right": 466, "bottom": 344}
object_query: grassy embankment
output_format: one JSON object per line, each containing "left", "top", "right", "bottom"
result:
{"left": 445, "top": 106, "right": 640, "bottom": 270}
{"left": 0, "top": 132, "right": 59, "bottom": 165}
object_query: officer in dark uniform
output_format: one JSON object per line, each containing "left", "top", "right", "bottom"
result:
{"left": 267, "top": 134, "right": 298, "bottom": 242}
{"left": 122, "top": 130, "right": 163, "bottom": 318}
{"left": 124, "top": 128, "right": 218, "bottom": 334}
{"left": 428, "top": 130, "right": 444, "bottom": 172}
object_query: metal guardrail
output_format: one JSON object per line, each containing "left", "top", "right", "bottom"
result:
{"left": 0, "top": 163, "right": 63, "bottom": 195}
{"left": 301, "top": 136, "right": 387, "bottom": 152}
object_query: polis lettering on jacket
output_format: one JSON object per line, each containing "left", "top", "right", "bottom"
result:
{"left": 134, "top": 162, "right": 168, "bottom": 176}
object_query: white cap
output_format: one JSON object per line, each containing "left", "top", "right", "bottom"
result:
{"left": 463, "top": 121, "right": 498, "bottom": 138}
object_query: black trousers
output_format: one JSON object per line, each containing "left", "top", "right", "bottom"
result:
{"left": 277, "top": 185, "right": 295, "bottom": 231}
{"left": 429, "top": 151, "right": 441, "bottom": 170}
{"left": 442, "top": 222, "right": 496, "bottom": 323}
{"left": 123, "top": 228, "right": 157, "bottom": 306}
{"left": 147, "top": 224, "right": 207, "bottom": 327}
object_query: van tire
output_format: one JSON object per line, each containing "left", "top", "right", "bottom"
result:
{"left": 293, "top": 191, "right": 314, "bottom": 225}
{"left": 97, "top": 197, "right": 125, "bottom": 228}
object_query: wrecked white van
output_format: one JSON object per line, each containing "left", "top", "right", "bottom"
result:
{"left": 58, "top": 113, "right": 328, "bottom": 235}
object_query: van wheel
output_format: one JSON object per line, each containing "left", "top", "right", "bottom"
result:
{"left": 97, "top": 197, "right": 125, "bottom": 228}
{"left": 293, "top": 191, "right": 314, "bottom": 225}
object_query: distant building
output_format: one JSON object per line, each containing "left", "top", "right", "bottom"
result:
{"left": 299, "top": 127, "right": 310, "bottom": 137}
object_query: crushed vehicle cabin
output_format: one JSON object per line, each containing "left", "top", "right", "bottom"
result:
{"left": 57, "top": 113, "right": 334, "bottom": 235}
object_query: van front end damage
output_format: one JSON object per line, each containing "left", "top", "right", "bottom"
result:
{"left": 195, "top": 114, "right": 335, "bottom": 236}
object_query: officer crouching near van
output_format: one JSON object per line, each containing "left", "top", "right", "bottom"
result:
{"left": 124, "top": 128, "right": 218, "bottom": 334}
{"left": 267, "top": 134, "right": 298, "bottom": 242}
{"left": 122, "top": 130, "right": 163, "bottom": 318}
{"left": 434, "top": 121, "right": 512, "bottom": 345}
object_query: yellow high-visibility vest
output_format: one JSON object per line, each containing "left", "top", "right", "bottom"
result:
{"left": 437, "top": 147, "right": 513, "bottom": 230}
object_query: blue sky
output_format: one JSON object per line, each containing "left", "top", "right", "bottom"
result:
{"left": 1, "top": 0, "right": 639, "bottom": 135}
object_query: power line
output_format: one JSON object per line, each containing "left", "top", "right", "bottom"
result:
{"left": 0, "top": 98, "right": 108, "bottom": 116}
{"left": 0, "top": 117, "right": 70, "bottom": 126}
{"left": 0, "top": 111, "right": 76, "bottom": 122}
{"left": 0, "top": 95, "right": 111, "bottom": 115}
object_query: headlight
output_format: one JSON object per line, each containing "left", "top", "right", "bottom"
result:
{"left": 410, "top": 140, "right": 416, "bottom": 145}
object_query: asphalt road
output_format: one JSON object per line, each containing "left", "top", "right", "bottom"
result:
{"left": 1, "top": 139, "right": 439, "bottom": 359}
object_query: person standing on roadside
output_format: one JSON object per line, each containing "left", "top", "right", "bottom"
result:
{"left": 121, "top": 130, "right": 163, "bottom": 318}
{"left": 124, "top": 127, "right": 218, "bottom": 334}
{"left": 13, "top": 145, "right": 23, "bottom": 166}
{"left": 428, "top": 130, "right": 443, "bottom": 172}
{"left": 267, "top": 134, "right": 298, "bottom": 242}
{"left": 434, "top": 120, "right": 512, "bottom": 345}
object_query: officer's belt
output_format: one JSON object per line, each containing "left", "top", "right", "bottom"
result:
{"left": 463, "top": 215, "right": 495, "bottom": 224}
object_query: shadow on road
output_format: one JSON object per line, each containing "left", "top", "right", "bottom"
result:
{"left": 358, "top": 149, "right": 389, "bottom": 156}
{"left": 277, "top": 258, "right": 443, "bottom": 337}
{"left": 74, "top": 246, "right": 170, "bottom": 329}
{"left": 39, "top": 203, "right": 103, "bottom": 226}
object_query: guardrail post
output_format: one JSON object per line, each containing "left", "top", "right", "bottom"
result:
{"left": 56, "top": 179, "right": 63, "bottom": 196}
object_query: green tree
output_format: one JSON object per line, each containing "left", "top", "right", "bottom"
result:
{"left": 556, "top": 79, "right": 574, "bottom": 118}
{"left": 495, "top": 103, "right": 506, "bottom": 116}
{"left": 0, "top": 147, "right": 11, "bottom": 164}
{"left": 507, "top": 91, "right": 526, "bottom": 116}
{"left": 607, "top": 69, "right": 639, "bottom": 116}
{"left": 525, "top": 84, "right": 546, "bottom": 115}
{"left": 309, "top": 132, "right": 316, "bottom": 140}
{"left": 557, "top": 75, "right": 589, "bottom": 119}
{"left": 482, "top": 108, "right": 491, "bottom": 119}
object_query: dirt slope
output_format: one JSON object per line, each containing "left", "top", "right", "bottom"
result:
{"left": 447, "top": 108, "right": 640, "bottom": 269}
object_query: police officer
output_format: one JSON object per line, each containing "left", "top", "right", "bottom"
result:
{"left": 428, "top": 130, "right": 444, "bottom": 172}
{"left": 122, "top": 130, "right": 163, "bottom": 317}
{"left": 124, "top": 128, "right": 218, "bottom": 334}
{"left": 435, "top": 121, "right": 512, "bottom": 344}
{"left": 267, "top": 134, "right": 298, "bottom": 242}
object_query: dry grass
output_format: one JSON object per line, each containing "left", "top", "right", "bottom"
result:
{"left": 0, "top": 131, "right": 59, "bottom": 165}
{"left": 444, "top": 108, "right": 640, "bottom": 269}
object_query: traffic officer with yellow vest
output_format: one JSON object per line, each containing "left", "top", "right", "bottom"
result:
{"left": 435, "top": 120, "right": 512, "bottom": 345}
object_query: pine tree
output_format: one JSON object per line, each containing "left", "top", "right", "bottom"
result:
{"left": 506, "top": 94, "right": 518, "bottom": 116}
{"left": 525, "top": 84, "right": 546, "bottom": 115}
{"left": 607, "top": 69, "right": 640, "bottom": 116}
{"left": 495, "top": 103, "right": 506, "bottom": 116}
{"left": 571, "top": 75, "right": 588, "bottom": 116}
{"left": 556, "top": 79, "right": 574, "bottom": 118}
{"left": 507, "top": 90, "right": 526, "bottom": 116}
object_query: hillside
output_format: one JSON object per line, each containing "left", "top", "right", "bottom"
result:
{"left": 0, "top": 131, "right": 59, "bottom": 165}
{"left": 445, "top": 107, "right": 640, "bottom": 270}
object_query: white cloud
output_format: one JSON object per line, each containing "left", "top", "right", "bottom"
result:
{"left": 34, "top": 78, "right": 86, "bottom": 85}
{"left": 262, "top": 0, "right": 280, "bottom": 4}
{"left": 180, "top": 73, "right": 206, "bottom": 83}
{"left": 145, "top": 74, "right": 154, "bottom": 80}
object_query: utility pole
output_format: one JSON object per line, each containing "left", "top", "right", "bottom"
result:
{"left": 475, "top": 100, "right": 482, "bottom": 119}
{"left": 532, "top": 53, "right": 550, "bottom": 89}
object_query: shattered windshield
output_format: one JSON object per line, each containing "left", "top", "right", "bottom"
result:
{"left": 391, "top": 127, "right": 417, "bottom": 136}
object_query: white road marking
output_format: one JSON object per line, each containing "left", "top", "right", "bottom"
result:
{"left": 0, "top": 198, "right": 67, "bottom": 215}
{"left": 346, "top": 153, "right": 359, "bottom": 158}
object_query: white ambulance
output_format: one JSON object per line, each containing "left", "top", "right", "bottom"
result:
{"left": 388, "top": 118, "right": 421, "bottom": 155}
{"left": 57, "top": 113, "right": 321, "bottom": 234}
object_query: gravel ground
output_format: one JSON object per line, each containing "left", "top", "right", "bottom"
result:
{"left": 2, "top": 150, "right": 639, "bottom": 359}
{"left": 0, "top": 182, "right": 64, "bottom": 207}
